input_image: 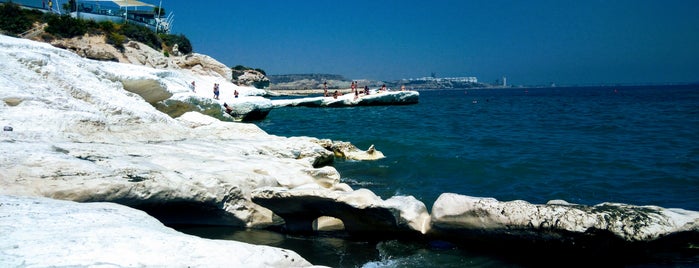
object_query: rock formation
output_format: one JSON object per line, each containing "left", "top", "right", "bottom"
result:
{"left": 0, "top": 195, "right": 315, "bottom": 267}
{"left": 46, "top": 34, "right": 233, "bottom": 80}
{"left": 2, "top": 34, "right": 697, "bottom": 266}
{"left": 272, "top": 90, "right": 419, "bottom": 108}
{"left": 430, "top": 193, "right": 699, "bottom": 252}
{"left": 251, "top": 188, "right": 430, "bottom": 236}
{"left": 232, "top": 68, "right": 270, "bottom": 88}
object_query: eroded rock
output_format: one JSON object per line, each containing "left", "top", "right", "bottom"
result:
{"left": 430, "top": 193, "right": 699, "bottom": 250}
{"left": 251, "top": 187, "right": 430, "bottom": 236}
{"left": 0, "top": 195, "right": 314, "bottom": 267}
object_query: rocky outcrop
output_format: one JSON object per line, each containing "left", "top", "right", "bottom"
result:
{"left": 271, "top": 90, "right": 419, "bottom": 107}
{"left": 50, "top": 35, "right": 120, "bottom": 62}
{"left": 0, "top": 195, "right": 314, "bottom": 267}
{"left": 251, "top": 188, "right": 431, "bottom": 236}
{"left": 4, "top": 34, "right": 698, "bottom": 265}
{"left": 224, "top": 96, "right": 273, "bottom": 121}
{"left": 174, "top": 53, "right": 232, "bottom": 79}
{"left": 0, "top": 35, "right": 340, "bottom": 228}
{"left": 232, "top": 69, "right": 270, "bottom": 88}
{"left": 268, "top": 74, "right": 350, "bottom": 90}
{"left": 429, "top": 193, "right": 699, "bottom": 251}
{"left": 45, "top": 34, "right": 233, "bottom": 80}
{"left": 314, "top": 139, "right": 385, "bottom": 160}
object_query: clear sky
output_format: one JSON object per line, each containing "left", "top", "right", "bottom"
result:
{"left": 161, "top": 0, "right": 699, "bottom": 85}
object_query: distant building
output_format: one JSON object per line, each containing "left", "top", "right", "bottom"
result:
{"left": 0, "top": 0, "right": 172, "bottom": 33}
{"left": 409, "top": 76, "right": 478, "bottom": 83}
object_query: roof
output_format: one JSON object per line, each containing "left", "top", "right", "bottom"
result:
{"left": 113, "top": 0, "right": 155, "bottom": 7}
{"left": 85, "top": 0, "right": 155, "bottom": 8}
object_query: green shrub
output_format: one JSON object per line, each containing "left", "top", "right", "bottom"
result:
{"left": 160, "top": 33, "right": 192, "bottom": 54}
{"left": 1, "top": 2, "right": 198, "bottom": 59}
{"left": 232, "top": 70, "right": 244, "bottom": 80}
{"left": 232, "top": 65, "right": 248, "bottom": 71}
{"left": 106, "top": 32, "right": 126, "bottom": 51}
{"left": 45, "top": 14, "right": 86, "bottom": 38}
{"left": 121, "top": 23, "right": 160, "bottom": 49}
{"left": 98, "top": 20, "right": 115, "bottom": 33}
{"left": 0, "top": 2, "right": 33, "bottom": 35}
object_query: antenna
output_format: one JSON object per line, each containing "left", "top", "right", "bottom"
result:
{"left": 155, "top": 0, "right": 162, "bottom": 33}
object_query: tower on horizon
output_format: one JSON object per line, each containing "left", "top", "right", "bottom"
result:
{"left": 502, "top": 76, "right": 507, "bottom": 87}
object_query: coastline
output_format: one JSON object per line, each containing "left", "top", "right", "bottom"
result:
{"left": 2, "top": 34, "right": 698, "bottom": 267}
{"left": 268, "top": 88, "right": 354, "bottom": 96}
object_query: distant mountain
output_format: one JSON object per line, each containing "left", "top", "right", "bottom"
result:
{"left": 268, "top": 74, "right": 347, "bottom": 84}
{"left": 268, "top": 74, "right": 359, "bottom": 90}
{"left": 268, "top": 73, "right": 489, "bottom": 90}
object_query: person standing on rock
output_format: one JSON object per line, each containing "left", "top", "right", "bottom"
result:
{"left": 213, "top": 83, "right": 220, "bottom": 100}
{"left": 323, "top": 82, "right": 328, "bottom": 97}
{"left": 234, "top": 90, "right": 239, "bottom": 98}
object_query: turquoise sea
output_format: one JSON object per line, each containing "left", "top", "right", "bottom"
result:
{"left": 178, "top": 85, "right": 699, "bottom": 267}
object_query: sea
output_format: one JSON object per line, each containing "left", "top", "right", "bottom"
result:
{"left": 177, "top": 85, "right": 699, "bottom": 267}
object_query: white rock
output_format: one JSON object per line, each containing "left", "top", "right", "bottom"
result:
{"left": 0, "top": 195, "right": 316, "bottom": 267}
{"left": 0, "top": 34, "right": 338, "bottom": 228}
{"left": 431, "top": 193, "right": 699, "bottom": 242}
{"left": 271, "top": 90, "right": 419, "bottom": 107}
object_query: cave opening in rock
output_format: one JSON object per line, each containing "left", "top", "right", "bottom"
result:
{"left": 312, "top": 216, "right": 345, "bottom": 232}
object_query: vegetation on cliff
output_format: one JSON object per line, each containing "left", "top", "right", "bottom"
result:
{"left": 0, "top": 2, "right": 191, "bottom": 55}
{"left": 2, "top": 2, "right": 270, "bottom": 88}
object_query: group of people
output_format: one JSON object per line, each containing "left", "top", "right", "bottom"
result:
{"left": 193, "top": 81, "right": 238, "bottom": 100}
{"left": 189, "top": 80, "right": 241, "bottom": 117}
{"left": 321, "top": 81, "right": 409, "bottom": 100}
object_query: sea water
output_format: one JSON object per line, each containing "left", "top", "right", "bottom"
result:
{"left": 178, "top": 85, "right": 699, "bottom": 267}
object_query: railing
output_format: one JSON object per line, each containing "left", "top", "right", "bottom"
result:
{"left": 18, "top": 23, "right": 47, "bottom": 39}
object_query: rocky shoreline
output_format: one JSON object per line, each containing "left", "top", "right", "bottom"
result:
{"left": 2, "top": 34, "right": 698, "bottom": 267}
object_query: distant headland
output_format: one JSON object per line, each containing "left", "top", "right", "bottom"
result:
{"left": 268, "top": 73, "right": 490, "bottom": 91}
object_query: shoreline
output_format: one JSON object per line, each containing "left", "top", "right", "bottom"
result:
{"left": 268, "top": 88, "right": 355, "bottom": 96}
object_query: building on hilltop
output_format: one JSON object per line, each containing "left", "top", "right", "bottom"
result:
{"left": 1, "top": 0, "right": 172, "bottom": 33}
{"left": 409, "top": 76, "right": 478, "bottom": 83}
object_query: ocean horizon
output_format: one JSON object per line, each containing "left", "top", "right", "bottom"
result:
{"left": 177, "top": 84, "right": 699, "bottom": 267}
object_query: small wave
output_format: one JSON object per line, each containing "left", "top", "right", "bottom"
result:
{"left": 361, "top": 259, "right": 399, "bottom": 268}
{"left": 341, "top": 178, "right": 380, "bottom": 187}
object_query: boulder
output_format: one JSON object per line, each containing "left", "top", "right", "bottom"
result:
{"left": 430, "top": 193, "right": 699, "bottom": 251}
{"left": 232, "top": 69, "right": 270, "bottom": 87}
{"left": 174, "top": 53, "right": 232, "bottom": 79}
{"left": 223, "top": 96, "right": 273, "bottom": 121}
{"left": 314, "top": 139, "right": 385, "bottom": 160}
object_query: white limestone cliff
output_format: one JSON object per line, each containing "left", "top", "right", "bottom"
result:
{"left": 0, "top": 195, "right": 316, "bottom": 267}
{"left": 430, "top": 193, "right": 699, "bottom": 243}
{"left": 0, "top": 33, "right": 427, "bottom": 265}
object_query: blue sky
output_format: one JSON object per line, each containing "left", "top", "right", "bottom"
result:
{"left": 161, "top": 0, "right": 699, "bottom": 85}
